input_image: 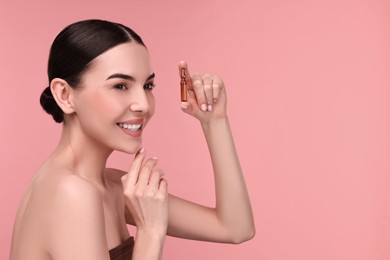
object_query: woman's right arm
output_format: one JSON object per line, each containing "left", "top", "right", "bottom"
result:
{"left": 121, "top": 148, "right": 169, "bottom": 260}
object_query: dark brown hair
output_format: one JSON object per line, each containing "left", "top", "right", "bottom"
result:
{"left": 40, "top": 19, "right": 145, "bottom": 123}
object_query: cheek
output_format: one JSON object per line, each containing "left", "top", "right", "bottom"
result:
{"left": 148, "top": 93, "right": 156, "bottom": 117}
{"left": 77, "top": 92, "right": 119, "bottom": 122}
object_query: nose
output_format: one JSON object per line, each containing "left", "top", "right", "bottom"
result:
{"left": 129, "top": 86, "right": 150, "bottom": 113}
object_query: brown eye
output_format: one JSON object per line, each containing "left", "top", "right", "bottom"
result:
{"left": 114, "top": 84, "right": 127, "bottom": 90}
{"left": 144, "top": 82, "right": 155, "bottom": 90}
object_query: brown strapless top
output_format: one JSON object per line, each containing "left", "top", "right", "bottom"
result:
{"left": 109, "top": 237, "right": 134, "bottom": 260}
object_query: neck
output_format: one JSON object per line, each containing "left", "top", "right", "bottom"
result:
{"left": 52, "top": 120, "right": 113, "bottom": 187}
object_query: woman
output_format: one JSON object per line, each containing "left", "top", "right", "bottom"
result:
{"left": 10, "top": 19, "right": 255, "bottom": 260}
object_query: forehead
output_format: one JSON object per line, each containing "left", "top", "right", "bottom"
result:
{"left": 85, "top": 42, "right": 153, "bottom": 81}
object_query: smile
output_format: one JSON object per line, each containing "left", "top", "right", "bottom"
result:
{"left": 117, "top": 123, "right": 142, "bottom": 132}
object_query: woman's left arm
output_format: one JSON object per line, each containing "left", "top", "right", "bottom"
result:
{"left": 166, "top": 118, "right": 255, "bottom": 244}
{"left": 120, "top": 61, "right": 255, "bottom": 244}
{"left": 163, "top": 61, "right": 255, "bottom": 244}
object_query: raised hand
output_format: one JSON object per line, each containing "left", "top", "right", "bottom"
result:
{"left": 178, "top": 61, "right": 227, "bottom": 123}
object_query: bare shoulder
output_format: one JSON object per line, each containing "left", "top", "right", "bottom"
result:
{"left": 51, "top": 173, "right": 102, "bottom": 201}
{"left": 44, "top": 171, "right": 105, "bottom": 230}
{"left": 15, "top": 167, "right": 104, "bottom": 227}
{"left": 44, "top": 171, "right": 109, "bottom": 259}
{"left": 11, "top": 168, "right": 109, "bottom": 259}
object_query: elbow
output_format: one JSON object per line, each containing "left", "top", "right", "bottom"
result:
{"left": 232, "top": 228, "right": 256, "bottom": 244}
{"left": 228, "top": 225, "right": 256, "bottom": 245}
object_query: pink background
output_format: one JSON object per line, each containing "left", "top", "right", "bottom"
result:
{"left": 1, "top": 0, "right": 389, "bottom": 259}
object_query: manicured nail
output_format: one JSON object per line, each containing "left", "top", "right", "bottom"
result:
{"left": 201, "top": 104, "right": 207, "bottom": 111}
{"left": 208, "top": 104, "right": 213, "bottom": 112}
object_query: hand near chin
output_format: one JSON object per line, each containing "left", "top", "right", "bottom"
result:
{"left": 178, "top": 61, "right": 228, "bottom": 123}
{"left": 121, "top": 148, "right": 168, "bottom": 236}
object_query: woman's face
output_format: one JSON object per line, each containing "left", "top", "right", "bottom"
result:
{"left": 71, "top": 42, "right": 155, "bottom": 154}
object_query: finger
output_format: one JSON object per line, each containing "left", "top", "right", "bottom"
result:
{"left": 148, "top": 169, "right": 164, "bottom": 188}
{"left": 212, "top": 76, "right": 224, "bottom": 102}
{"left": 191, "top": 74, "right": 208, "bottom": 111}
{"left": 202, "top": 74, "right": 214, "bottom": 111}
{"left": 159, "top": 178, "right": 168, "bottom": 193}
{"left": 138, "top": 157, "right": 159, "bottom": 186}
{"left": 122, "top": 147, "right": 146, "bottom": 186}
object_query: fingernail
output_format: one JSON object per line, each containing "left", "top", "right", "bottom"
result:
{"left": 201, "top": 104, "right": 207, "bottom": 111}
{"left": 152, "top": 156, "right": 159, "bottom": 161}
{"left": 213, "top": 98, "right": 217, "bottom": 103}
{"left": 208, "top": 104, "right": 213, "bottom": 112}
{"left": 180, "top": 102, "right": 189, "bottom": 110}
{"left": 139, "top": 147, "right": 145, "bottom": 154}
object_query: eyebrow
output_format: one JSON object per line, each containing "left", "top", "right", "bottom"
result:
{"left": 106, "top": 73, "right": 155, "bottom": 81}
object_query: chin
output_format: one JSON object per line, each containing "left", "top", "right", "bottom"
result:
{"left": 115, "top": 141, "right": 142, "bottom": 154}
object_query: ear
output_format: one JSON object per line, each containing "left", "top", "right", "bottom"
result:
{"left": 50, "top": 78, "right": 75, "bottom": 115}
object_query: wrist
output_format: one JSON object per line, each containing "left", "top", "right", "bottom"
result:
{"left": 133, "top": 228, "right": 166, "bottom": 260}
{"left": 201, "top": 115, "right": 229, "bottom": 130}
{"left": 136, "top": 227, "right": 166, "bottom": 239}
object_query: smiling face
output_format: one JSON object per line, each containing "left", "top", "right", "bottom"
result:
{"left": 70, "top": 42, "right": 155, "bottom": 154}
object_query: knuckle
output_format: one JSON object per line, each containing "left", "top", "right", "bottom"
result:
{"left": 156, "top": 192, "right": 167, "bottom": 202}
{"left": 193, "top": 82, "right": 203, "bottom": 89}
{"left": 153, "top": 170, "right": 162, "bottom": 177}
{"left": 160, "top": 178, "right": 167, "bottom": 186}
{"left": 143, "top": 163, "right": 153, "bottom": 171}
{"left": 134, "top": 190, "right": 144, "bottom": 199}
{"left": 141, "top": 166, "right": 153, "bottom": 175}
{"left": 204, "top": 84, "right": 212, "bottom": 90}
{"left": 123, "top": 189, "right": 130, "bottom": 197}
{"left": 124, "top": 189, "right": 134, "bottom": 199}
{"left": 138, "top": 171, "right": 149, "bottom": 180}
{"left": 192, "top": 77, "right": 202, "bottom": 85}
{"left": 213, "top": 82, "right": 223, "bottom": 89}
{"left": 146, "top": 190, "right": 156, "bottom": 198}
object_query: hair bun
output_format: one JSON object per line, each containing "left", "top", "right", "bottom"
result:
{"left": 39, "top": 86, "right": 64, "bottom": 123}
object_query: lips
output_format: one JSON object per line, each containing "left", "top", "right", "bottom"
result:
{"left": 117, "top": 118, "right": 144, "bottom": 137}
{"left": 117, "top": 122, "right": 142, "bottom": 131}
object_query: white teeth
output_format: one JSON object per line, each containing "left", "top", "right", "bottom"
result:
{"left": 118, "top": 123, "right": 142, "bottom": 131}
